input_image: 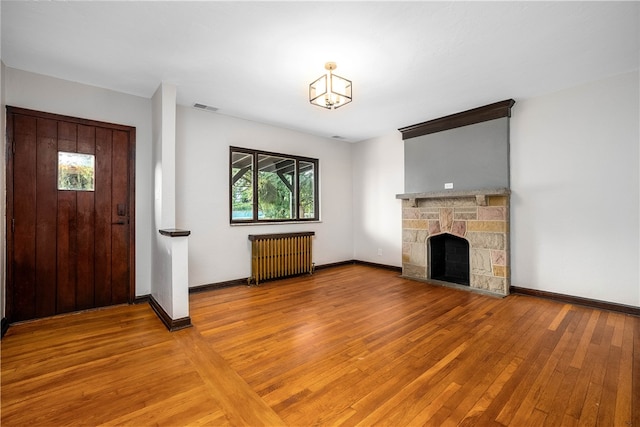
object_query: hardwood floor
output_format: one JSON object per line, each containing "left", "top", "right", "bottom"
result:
{"left": 2, "top": 264, "right": 638, "bottom": 426}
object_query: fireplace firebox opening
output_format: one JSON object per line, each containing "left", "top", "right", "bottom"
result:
{"left": 429, "top": 233, "right": 470, "bottom": 286}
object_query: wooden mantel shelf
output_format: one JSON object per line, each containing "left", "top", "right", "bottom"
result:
{"left": 396, "top": 187, "right": 510, "bottom": 207}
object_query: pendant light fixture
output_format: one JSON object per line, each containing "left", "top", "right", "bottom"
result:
{"left": 309, "top": 62, "right": 352, "bottom": 110}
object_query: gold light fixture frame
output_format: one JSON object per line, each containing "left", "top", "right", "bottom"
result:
{"left": 309, "top": 62, "right": 352, "bottom": 110}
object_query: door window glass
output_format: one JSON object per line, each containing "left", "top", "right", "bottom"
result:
{"left": 58, "top": 151, "right": 95, "bottom": 191}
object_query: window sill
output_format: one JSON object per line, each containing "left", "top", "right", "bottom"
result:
{"left": 230, "top": 220, "right": 322, "bottom": 226}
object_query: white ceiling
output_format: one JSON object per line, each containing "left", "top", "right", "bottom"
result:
{"left": 2, "top": 1, "right": 638, "bottom": 142}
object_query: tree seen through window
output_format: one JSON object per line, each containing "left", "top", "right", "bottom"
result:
{"left": 230, "top": 148, "right": 318, "bottom": 223}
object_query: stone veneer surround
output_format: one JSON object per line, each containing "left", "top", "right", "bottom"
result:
{"left": 397, "top": 188, "right": 510, "bottom": 295}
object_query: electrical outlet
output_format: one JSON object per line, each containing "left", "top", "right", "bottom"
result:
{"left": 444, "top": 182, "right": 454, "bottom": 189}
{"left": 377, "top": 248, "right": 383, "bottom": 256}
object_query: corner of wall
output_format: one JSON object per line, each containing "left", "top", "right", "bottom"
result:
{"left": 1, "top": 60, "right": 6, "bottom": 321}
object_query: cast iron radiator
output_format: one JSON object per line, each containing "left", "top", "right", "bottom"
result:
{"left": 248, "top": 232, "right": 315, "bottom": 285}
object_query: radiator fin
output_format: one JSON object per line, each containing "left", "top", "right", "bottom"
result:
{"left": 248, "top": 232, "right": 315, "bottom": 285}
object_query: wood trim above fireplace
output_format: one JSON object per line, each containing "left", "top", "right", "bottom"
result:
{"left": 398, "top": 99, "right": 516, "bottom": 140}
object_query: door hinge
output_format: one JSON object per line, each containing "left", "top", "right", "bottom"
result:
{"left": 12, "top": 218, "right": 15, "bottom": 233}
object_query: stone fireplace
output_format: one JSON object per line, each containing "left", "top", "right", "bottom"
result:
{"left": 397, "top": 188, "right": 510, "bottom": 295}
{"left": 396, "top": 100, "right": 515, "bottom": 296}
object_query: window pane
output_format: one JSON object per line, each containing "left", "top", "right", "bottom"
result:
{"left": 231, "top": 151, "right": 254, "bottom": 220}
{"left": 229, "top": 147, "right": 319, "bottom": 223}
{"left": 58, "top": 152, "right": 95, "bottom": 191}
{"left": 299, "top": 161, "right": 315, "bottom": 219}
{"left": 258, "top": 154, "right": 294, "bottom": 220}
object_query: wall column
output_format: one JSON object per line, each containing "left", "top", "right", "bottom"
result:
{"left": 151, "top": 82, "right": 191, "bottom": 330}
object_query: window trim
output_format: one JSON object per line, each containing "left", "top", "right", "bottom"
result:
{"left": 230, "top": 146, "right": 319, "bottom": 224}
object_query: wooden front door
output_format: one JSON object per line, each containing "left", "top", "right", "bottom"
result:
{"left": 6, "top": 107, "right": 135, "bottom": 323}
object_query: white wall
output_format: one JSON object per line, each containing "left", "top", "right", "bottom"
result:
{"left": 511, "top": 70, "right": 639, "bottom": 306}
{"left": 153, "top": 83, "right": 177, "bottom": 230}
{"left": 352, "top": 71, "right": 639, "bottom": 307}
{"left": 175, "top": 106, "right": 354, "bottom": 286}
{"left": 3, "top": 67, "right": 637, "bottom": 311}
{"left": 352, "top": 131, "right": 404, "bottom": 266}
{"left": 3, "top": 68, "right": 153, "bottom": 297}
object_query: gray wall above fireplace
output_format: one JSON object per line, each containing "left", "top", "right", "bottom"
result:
{"left": 403, "top": 117, "right": 510, "bottom": 193}
{"left": 399, "top": 99, "right": 514, "bottom": 194}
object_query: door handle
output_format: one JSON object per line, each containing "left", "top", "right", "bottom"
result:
{"left": 112, "top": 220, "right": 127, "bottom": 225}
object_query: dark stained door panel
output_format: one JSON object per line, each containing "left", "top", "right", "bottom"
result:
{"left": 7, "top": 107, "right": 136, "bottom": 322}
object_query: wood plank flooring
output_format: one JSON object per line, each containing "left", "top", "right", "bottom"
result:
{"left": 2, "top": 264, "right": 638, "bottom": 426}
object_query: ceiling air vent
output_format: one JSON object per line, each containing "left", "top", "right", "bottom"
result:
{"left": 193, "top": 103, "right": 219, "bottom": 112}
